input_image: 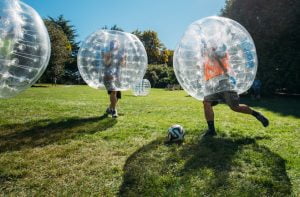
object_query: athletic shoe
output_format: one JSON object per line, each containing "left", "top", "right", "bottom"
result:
{"left": 202, "top": 129, "right": 217, "bottom": 137}
{"left": 105, "top": 107, "right": 112, "bottom": 115}
{"left": 255, "top": 113, "right": 269, "bottom": 127}
{"left": 111, "top": 109, "right": 118, "bottom": 118}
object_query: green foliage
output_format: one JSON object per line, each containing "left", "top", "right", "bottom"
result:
{"left": 221, "top": 0, "right": 300, "bottom": 94}
{"left": 0, "top": 86, "right": 299, "bottom": 195}
{"left": 131, "top": 29, "right": 142, "bottom": 38}
{"left": 160, "top": 49, "right": 174, "bottom": 66}
{"left": 166, "top": 49, "right": 174, "bottom": 67}
{"left": 42, "top": 21, "right": 71, "bottom": 84}
{"left": 48, "top": 15, "right": 80, "bottom": 56}
{"left": 132, "top": 30, "right": 174, "bottom": 68}
{"left": 47, "top": 15, "right": 81, "bottom": 84}
{"left": 145, "top": 64, "right": 178, "bottom": 88}
{"left": 102, "top": 24, "right": 124, "bottom": 32}
{"left": 132, "top": 30, "right": 165, "bottom": 64}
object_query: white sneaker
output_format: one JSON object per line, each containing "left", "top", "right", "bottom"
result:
{"left": 111, "top": 109, "right": 118, "bottom": 118}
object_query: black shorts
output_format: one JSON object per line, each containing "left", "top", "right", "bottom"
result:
{"left": 204, "top": 91, "right": 239, "bottom": 108}
{"left": 107, "top": 91, "right": 122, "bottom": 99}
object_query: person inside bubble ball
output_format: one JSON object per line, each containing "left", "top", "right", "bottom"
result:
{"left": 202, "top": 43, "right": 269, "bottom": 137}
{"left": 102, "top": 39, "right": 127, "bottom": 118}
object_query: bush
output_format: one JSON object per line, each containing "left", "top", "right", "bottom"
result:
{"left": 144, "top": 64, "right": 179, "bottom": 88}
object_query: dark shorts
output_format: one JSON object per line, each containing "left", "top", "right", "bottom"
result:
{"left": 107, "top": 91, "right": 122, "bottom": 99}
{"left": 204, "top": 91, "right": 239, "bottom": 108}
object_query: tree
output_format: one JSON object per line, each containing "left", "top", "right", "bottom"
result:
{"left": 42, "top": 20, "right": 71, "bottom": 85}
{"left": 133, "top": 30, "right": 165, "bottom": 64}
{"left": 131, "top": 30, "right": 176, "bottom": 87}
{"left": 48, "top": 15, "right": 81, "bottom": 84}
{"left": 132, "top": 30, "right": 174, "bottom": 66}
{"left": 160, "top": 48, "right": 170, "bottom": 65}
{"left": 167, "top": 50, "right": 174, "bottom": 67}
{"left": 48, "top": 15, "right": 79, "bottom": 56}
{"left": 132, "top": 29, "right": 143, "bottom": 39}
{"left": 221, "top": 0, "right": 300, "bottom": 94}
{"left": 102, "top": 25, "right": 124, "bottom": 32}
{"left": 161, "top": 49, "right": 174, "bottom": 67}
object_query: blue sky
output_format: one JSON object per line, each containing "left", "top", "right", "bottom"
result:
{"left": 22, "top": 0, "right": 226, "bottom": 49}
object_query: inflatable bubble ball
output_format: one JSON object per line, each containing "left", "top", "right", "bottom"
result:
{"left": 0, "top": 0, "right": 51, "bottom": 98}
{"left": 78, "top": 30, "right": 148, "bottom": 91}
{"left": 174, "top": 16, "right": 257, "bottom": 100}
{"left": 132, "top": 78, "right": 151, "bottom": 96}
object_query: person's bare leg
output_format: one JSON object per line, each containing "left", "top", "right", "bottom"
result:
{"left": 229, "top": 104, "right": 253, "bottom": 114}
{"left": 203, "top": 101, "right": 214, "bottom": 121}
{"left": 230, "top": 104, "right": 269, "bottom": 127}
{"left": 109, "top": 91, "right": 119, "bottom": 118}
{"left": 110, "top": 91, "right": 118, "bottom": 110}
{"left": 203, "top": 101, "right": 217, "bottom": 136}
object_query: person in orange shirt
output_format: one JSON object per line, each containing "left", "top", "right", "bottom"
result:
{"left": 202, "top": 45, "right": 269, "bottom": 137}
{"left": 204, "top": 48, "right": 230, "bottom": 81}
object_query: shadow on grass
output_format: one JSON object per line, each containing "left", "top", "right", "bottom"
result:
{"left": 119, "top": 134, "right": 291, "bottom": 196}
{"left": 240, "top": 96, "right": 300, "bottom": 118}
{"left": 0, "top": 114, "right": 117, "bottom": 153}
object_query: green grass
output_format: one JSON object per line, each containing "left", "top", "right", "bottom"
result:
{"left": 0, "top": 85, "right": 299, "bottom": 196}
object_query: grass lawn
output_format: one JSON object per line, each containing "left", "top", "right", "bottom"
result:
{"left": 0, "top": 85, "right": 299, "bottom": 196}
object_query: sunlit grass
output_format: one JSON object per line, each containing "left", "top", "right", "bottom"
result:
{"left": 0, "top": 85, "right": 299, "bottom": 196}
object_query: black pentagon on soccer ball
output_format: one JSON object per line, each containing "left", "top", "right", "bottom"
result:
{"left": 168, "top": 126, "right": 185, "bottom": 142}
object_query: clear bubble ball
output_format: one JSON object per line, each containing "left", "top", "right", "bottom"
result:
{"left": 78, "top": 30, "right": 148, "bottom": 91}
{"left": 174, "top": 16, "right": 258, "bottom": 100}
{"left": 132, "top": 78, "right": 151, "bottom": 96}
{"left": 0, "top": 0, "right": 51, "bottom": 98}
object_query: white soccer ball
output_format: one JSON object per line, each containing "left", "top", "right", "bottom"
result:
{"left": 168, "top": 125, "right": 185, "bottom": 142}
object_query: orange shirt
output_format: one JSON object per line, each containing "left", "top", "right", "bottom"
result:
{"left": 204, "top": 53, "right": 230, "bottom": 81}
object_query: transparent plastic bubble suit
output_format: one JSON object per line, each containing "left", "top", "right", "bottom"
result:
{"left": 132, "top": 79, "right": 151, "bottom": 96}
{"left": 174, "top": 16, "right": 257, "bottom": 100}
{"left": 78, "top": 30, "right": 148, "bottom": 91}
{"left": 0, "top": 0, "right": 51, "bottom": 98}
